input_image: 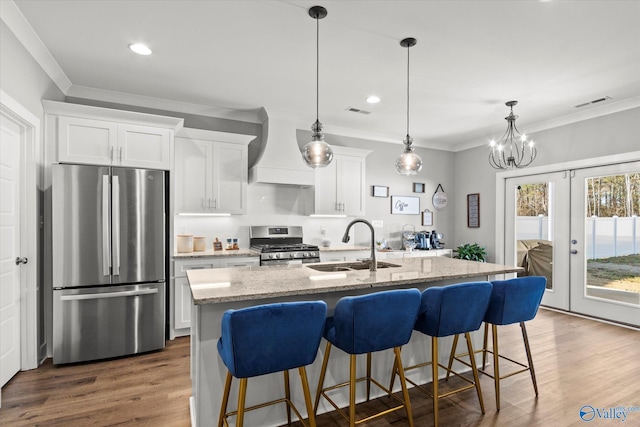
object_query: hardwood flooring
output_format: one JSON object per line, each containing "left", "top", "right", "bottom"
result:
{"left": 1, "top": 308, "right": 639, "bottom": 426}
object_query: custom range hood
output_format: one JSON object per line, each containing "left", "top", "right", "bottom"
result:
{"left": 249, "top": 108, "right": 316, "bottom": 186}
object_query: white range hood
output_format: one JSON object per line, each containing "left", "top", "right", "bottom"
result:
{"left": 248, "top": 109, "right": 315, "bottom": 186}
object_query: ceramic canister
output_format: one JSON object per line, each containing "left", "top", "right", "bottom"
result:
{"left": 177, "top": 234, "right": 194, "bottom": 253}
{"left": 193, "top": 236, "right": 206, "bottom": 252}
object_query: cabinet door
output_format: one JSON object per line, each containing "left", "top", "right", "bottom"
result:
{"left": 173, "top": 277, "right": 192, "bottom": 330}
{"left": 213, "top": 142, "right": 247, "bottom": 214}
{"left": 118, "top": 124, "right": 171, "bottom": 170}
{"left": 339, "top": 155, "right": 366, "bottom": 216}
{"left": 58, "top": 116, "right": 117, "bottom": 165}
{"left": 314, "top": 160, "right": 340, "bottom": 214}
{"left": 175, "top": 137, "right": 213, "bottom": 213}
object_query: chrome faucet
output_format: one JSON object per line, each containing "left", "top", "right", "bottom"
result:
{"left": 342, "top": 218, "right": 377, "bottom": 272}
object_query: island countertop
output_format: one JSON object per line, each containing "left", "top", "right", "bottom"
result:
{"left": 187, "top": 257, "right": 523, "bottom": 305}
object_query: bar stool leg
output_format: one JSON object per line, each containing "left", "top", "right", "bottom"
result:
{"left": 366, "top": 352, "right": 372, "bottom": 401}
{"left": 284, "top": 370, "right": 292, "bottom": 425}
{"left": 314, "top": 342, "right": 332, "bottom": 413}
{"left": 491, "top": 324, "right": 501, "bottom": 411}
{"left": 394, "top": 346, "right": 415, "bottom": 427}
{"left": 388, "top": 351, "right": 399, "bottom": 395}
{"left": 482, "top": 323, "right": 489, "bottom": 369}
{"left": 237, "top": 377, "right": 248, "bottom": 427}
{"left": 298, "top": 366, "right": 317, "bottom": 427}
{"left": 520, "top": 322, "right": 539, "bottom": 396}
{"left": 445, "top": 334, "right": 459, "bottom": 380}
{"left": 432, "top": 336, "right": 439, "bottom": 427}
{"left": 349, "top": 354, "right": 357, "bottom": 427}
{"left": 218, "top": 371, "right": 233, "bottom": 427}
{"left": 464, "top": 332, "right": 485, "bottom": 414}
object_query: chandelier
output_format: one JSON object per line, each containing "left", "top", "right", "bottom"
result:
{"left": 488, "top": 100, "right": 537, "bottom": 169}
{"left": 302, "top": 5, "right": 333, "bottom": 168}
{"left": 395, "top": 37, "right": 422, "bottom": 176}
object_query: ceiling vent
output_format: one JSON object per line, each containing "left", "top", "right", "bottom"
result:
{"left": 574, "top": 96, "right": 612, "bottom": 108}
{"left": 345, "top": 107, "right": 371, "bottom": 115}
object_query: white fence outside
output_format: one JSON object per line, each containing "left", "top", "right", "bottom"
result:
{"left": 516, "top": 215, "right": 639, "bottom": 259}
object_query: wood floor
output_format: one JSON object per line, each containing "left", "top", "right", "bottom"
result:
{"left": 1, "top": 308, "right": 639, "bottom": 426}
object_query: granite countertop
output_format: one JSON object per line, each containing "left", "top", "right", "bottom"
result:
{"left": 318, "top": 246, "right": 370, "bottom": 252}
{"left": 187, "top": 257, "right": 523, "bottom": 305}
{"left": 173, "top": 248, "right": 259, "bottom": 259}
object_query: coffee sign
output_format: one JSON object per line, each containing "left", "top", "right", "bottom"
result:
{"left": 432, "top": 184, "right": 448, "bottom": 211}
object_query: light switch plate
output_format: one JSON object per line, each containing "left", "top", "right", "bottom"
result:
{"left": 371, "top": 220, "right": 383, "bottom": 228}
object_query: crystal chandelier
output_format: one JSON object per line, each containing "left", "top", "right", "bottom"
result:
{"left": 395, "top": 37, "right": 422, "bottom": 176}
{"left": 488, "top": 101, "right": 537, "bottom": 169}
{"left": 302, "top": 5, "right": 333, "bottom": 168}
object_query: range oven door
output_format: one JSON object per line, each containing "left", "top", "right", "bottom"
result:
{"left": 261, "top": 258, "right": 320, "bottom": 266}
{"left": 53, "top": 283, "right": 165, "bottom": 364}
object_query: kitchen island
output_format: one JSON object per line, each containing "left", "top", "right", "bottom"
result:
{"left": 187, "top": 257, "right": 522, "bottom": 427}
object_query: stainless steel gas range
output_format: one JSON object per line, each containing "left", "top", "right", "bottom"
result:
{"left": 250, "top": 226, "right": 320, "bottom": 266}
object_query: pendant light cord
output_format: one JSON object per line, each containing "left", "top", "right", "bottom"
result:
{"left": 406, "top": 43, "right": 410, "bottom": 137}
{"left": 316, "top": 14, "right": 320, "bottom": 123}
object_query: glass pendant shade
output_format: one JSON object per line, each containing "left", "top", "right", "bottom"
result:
{"left": 303, "top": 120, "right": 333, "bottom": 167}
{"left": 395, "top": 135, "right": 422, "bottom": 175}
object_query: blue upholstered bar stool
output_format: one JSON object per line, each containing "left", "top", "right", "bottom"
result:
{"left": 448, "top": 276, "right": 546, "bottom": 410}
{"left": 314, "top": 288, "right": 421, "bottom": 427}
{"left": 390, "top": 281, "right": 493, "bottom": 427}
{"left": 217, "top": 301, "right": 327, "bottom": 427}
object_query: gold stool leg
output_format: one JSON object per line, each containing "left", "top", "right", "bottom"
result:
{"left": 445, "top": 334, "right": 459, "bottom": 380}
{"left": 284, "top": 369, "right": 292, "bottom": 425}
{"left": 394, "top": 346, "right": 415, "bottom": 427}
{"left": 218, "top": 371, "right": 233, "bottom": 427}
{"left": 388, "top": 350, "right": 399, "bottom": 395}
{"left": 236, "top": 377, "right": 248, "bottom": 427}
{"left": 349, "top": 354, "right": 357, "bottom": 427}
{"left": 432, "top": 336, "right": 439, "bottom": 427}
{"left": 299, "top": 366, "right": 317, "bottom": 427}
{"left": 314, "top": 341, "right": 332, "bottom": 414}
{"left": 465, "top": 332, "right": 485, "bottom": 414}
{"left": 520, "top": 322, "right": 539, "bottom": 396}
{"left": 491, "top": 324, "right": 501, "bottom": 411}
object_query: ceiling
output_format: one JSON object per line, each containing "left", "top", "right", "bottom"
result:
{"left": 8, "top": 0, "right": 640, "bottom": 151}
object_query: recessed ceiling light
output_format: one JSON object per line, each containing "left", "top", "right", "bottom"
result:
{"left": 129, "top": 43, "right": 152, "bottom": 55}
{"left": 366, "top": 95, "right": 381, "bottom": 104}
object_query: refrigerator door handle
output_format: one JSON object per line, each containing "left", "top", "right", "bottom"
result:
{"left": 60, "top": 288, "right": 159, "bottom": 301}
{"left": 112, "top": 175, "right": 121, "bottom": 276}
{"left": 102, "top": 175, "right": 110, "bottom": 276}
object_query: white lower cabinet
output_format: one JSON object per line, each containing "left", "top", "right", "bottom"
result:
{"left": 170, "top": 256, "right": 259, "bottom": 338}
{"left": 319, "top": 250, "right": 370, "bottom": 263}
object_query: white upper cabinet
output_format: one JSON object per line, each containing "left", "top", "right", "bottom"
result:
{"left": 44, "top": 100, "right": 183, "bottom": 170}
{"left": 175, "top": 128, "right": 254, "bottom": 215}
{"left": 314, "top": 146, "right": 371, "bottom": 216}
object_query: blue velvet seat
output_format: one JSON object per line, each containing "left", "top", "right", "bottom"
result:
{"left": 217, "top": 301, "right": 327, "bottom": 427}
{"left": 447, "top": 276, "right": 546, "bottom": 410}
{"left": 314, "top": 288, "right": 421, "bottom": 427}
{"left": 390, "top": 281, "right": 493, "bottom": 427}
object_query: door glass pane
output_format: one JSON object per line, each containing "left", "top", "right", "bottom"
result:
{"left": 584, "top": 173, "right": 640, "bottom": 305}
{"left": 516, "top": 182, "right": 554, "bottom": 290}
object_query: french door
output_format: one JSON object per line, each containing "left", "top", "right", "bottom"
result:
{"left": 505, "top": 162, "right": 639, "bottom": 326}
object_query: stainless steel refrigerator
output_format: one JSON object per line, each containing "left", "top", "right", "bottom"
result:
{"left": 52, "top": 164, "right": 166, "bottom": 364}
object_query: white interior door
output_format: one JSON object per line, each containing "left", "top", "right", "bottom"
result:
{"left": 505, "top": 171, "right": 571, "bottom": 310}
{"left": 0, "top": 114, "right": 22, "bottom": 388}
{"left": 570, "top": 162, "right": 640, "bottom": 326}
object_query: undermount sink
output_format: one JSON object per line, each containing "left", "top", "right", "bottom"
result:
{"left": 307, "top": 261, "right": 401, "bottom": 272}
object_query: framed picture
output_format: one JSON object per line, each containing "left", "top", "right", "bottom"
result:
{"left": 467, "top": 193, "right": 480, "bottom": 228}
{"left": 413, "top": 182, "right": 425, "bottom": 193}
{"left": 421, "top": 209, "right": 433, "bottom": 226}
{"left": 391, "top": 195, "right": 420, "bottom": 215}
{"left": 372, "top": 185, "right": 389, "bottom": 198}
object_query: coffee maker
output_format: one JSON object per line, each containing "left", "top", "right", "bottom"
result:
{"left": 430, "top": 230, "right": 444, "bottom": 249}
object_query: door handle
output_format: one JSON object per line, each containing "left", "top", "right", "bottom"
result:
{"left": 112, "top": 175, "right": 121, "bottom": 276}
{"left": 15, "top": 257, "right": 28, "bottom": 265}
{"left": 570, "top": 250, "right": 578, "bottom": 254}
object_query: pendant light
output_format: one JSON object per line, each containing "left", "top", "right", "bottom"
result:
{"left": 302, "top": 6, "right": 333, "bottom": 168}
{"left": 395, "top": 37, "right": 422, "bottom": 176}
{"left": 488, "top": 100, "right": 537, "bottom": 169}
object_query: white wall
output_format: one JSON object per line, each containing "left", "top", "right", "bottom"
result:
{"left": 454, "top": 107, "right": 640, "bottom": 262}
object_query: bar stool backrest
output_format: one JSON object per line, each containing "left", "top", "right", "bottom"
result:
{"left": 326, "top": 288, "right": 421, "bottom": 354}
{"left": 218, "top": 301, "right": 327, "bottom": 378}
{"left": 486, "top": 276, "right": 546, "bottom": 325}
{"left": 415, "top": 281, "right": 493, "bottom": 337}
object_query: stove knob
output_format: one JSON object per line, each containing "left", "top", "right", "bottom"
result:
{"left": 309, "top": 252, "right": 316, "bottom": 257}
{"left": 275, "top": 253, "right": 281, "bottom": 259}
{"left": 289, "top": 253, "right": 295, "bottom": 258}
{"left": 303, "top": 252, "right": 309, "bottom": 257}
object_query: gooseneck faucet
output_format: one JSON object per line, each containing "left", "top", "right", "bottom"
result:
{"left": 342, "top": 218, "right": 377, "bottom": 272}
